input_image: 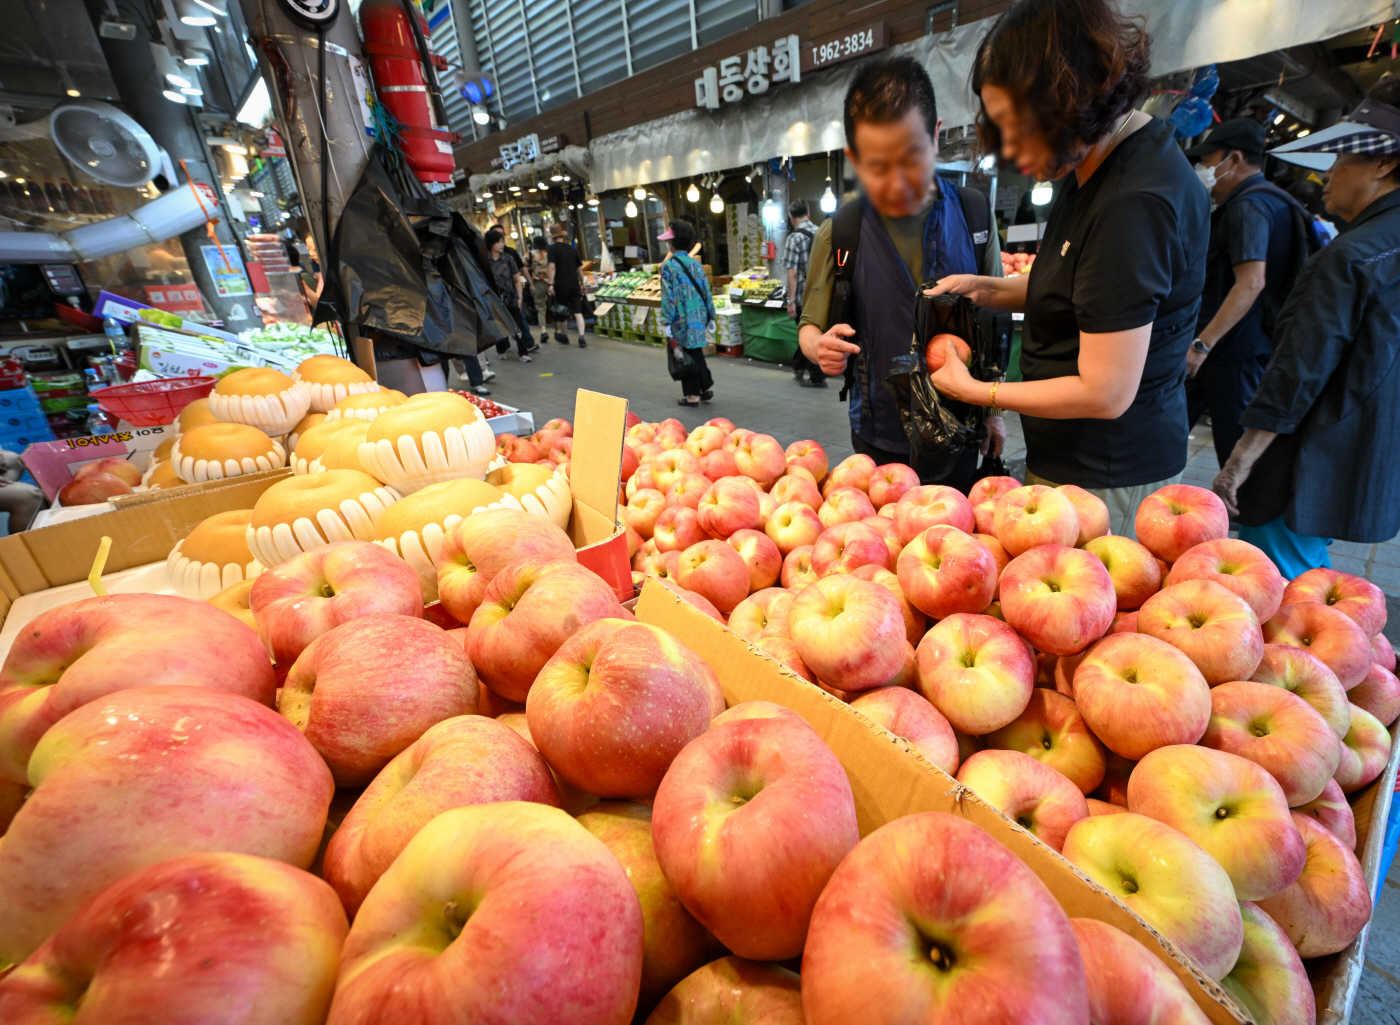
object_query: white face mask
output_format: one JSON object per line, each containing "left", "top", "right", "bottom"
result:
{"left": 1195, "top": 161, "right": 1218, "bottom": 191}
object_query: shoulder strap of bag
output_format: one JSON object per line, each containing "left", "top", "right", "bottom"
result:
{"left": 831, "top": 200, "right": 863, "bottom": 402}
{"left": 952, "top": 181, "right": 992, "bottom": 271}
{"left": 676, "top": 255, "right": 715, "bottom": 323}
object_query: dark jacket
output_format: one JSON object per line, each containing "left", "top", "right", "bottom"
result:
{"left": 1240, "top": 187, "right": 1400, "bottom": 541}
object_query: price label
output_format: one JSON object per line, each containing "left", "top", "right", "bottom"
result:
{"left": 764, "top": 299, "right": 785, "bottom": 308}
{"left": 802, "top": 22, "right": 889, "bottom": 74}
{"left": 593, "top": 302, "right": 615, "bottom": 317}
{"left": 632, "top": 305, "right": 650, "bottom": 328}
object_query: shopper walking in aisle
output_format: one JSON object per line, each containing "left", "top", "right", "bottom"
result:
{"left": 546, "top": 223, "right": 588, "bottom": 347}
{"left": 530, "top": 237, "right": 552, "bottom": 340}
{"left": 798, "top": 56, "right": 1005, "bottom": 491}
{"left": 926, "top": 0, "right": 1209, "bottom": 536}
{"left": 660, "top": 219, "right": 716, "bottom": 407}
{"left": 485, "top": 229, "right": 535, "bottom": 362}
{"left": 783, "top": 199, "right": 824, "bottom": 388}
{"left": 1184, "top": 118, "right": 1316, "bottom": 468}
{"left": 1213, "top": 81, "right": 1400, "bottom": 578}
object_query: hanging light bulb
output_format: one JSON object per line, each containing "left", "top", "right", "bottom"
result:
{"left": 588, "top": 196, "right": 599, "bottom": 206}
{"left": 686, "top": 183, "right": 700, "bottom": 203}
{"left": 472, "top": 107, "right": 491, "bottom": 125}
{"left": 1030, "top": 181, "right": 1053, "bottom": 206}
{"left": 625, "top": 199, "right": 639, "bottom": 218}
{"left": 820, "top": 177, "right": 837, "bottom": 214}
{"left": 633, "top": 186, "right": 646, "bottom": 201}
{"left": 482, "top": 189, "right": 493, "bottom": 199}
{"left": 550, "top": 171, "right": 564, "bottom": 182}
{"left": 710, "top": 193, "right": 724, "bottom": 214}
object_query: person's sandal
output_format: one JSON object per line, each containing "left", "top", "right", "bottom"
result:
{"left": 678, "top": 397, "right": 700, "bottom": 407}
{"left": 700, "top": 390, "right": 714, "bottom": 402}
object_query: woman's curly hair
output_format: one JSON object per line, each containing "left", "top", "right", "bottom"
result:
{"left": 972, "top": 0, "right": 1152, "bottom": 170}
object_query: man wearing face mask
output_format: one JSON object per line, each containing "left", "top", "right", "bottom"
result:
{"left": 1184, "top": 119, "right": 1315, "bottom": 467}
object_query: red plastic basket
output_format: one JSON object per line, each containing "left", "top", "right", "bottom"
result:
{"left": 94, "top": 376, "right": 218, "bottom": 427}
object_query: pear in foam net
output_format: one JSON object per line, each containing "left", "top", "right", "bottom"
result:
{"left": 358, "top": 392, "right": 496, "bottom": 494}
{"left": 486, "top": 462, "right": 572, "bottom": 529}
{"left": 175, "top": 397, "right": 217, "bottom": 434}
{"left": 296, "top": 354, "right": 381, "bottom": 413}
{"left": 310, "top": 418, "right": 371, "bottom": 473}
{"left": 286, "top": 412, "right": 325, "bottom": 454}
{"left": 167, "top": 509, "right": 264, "bottom": 599}
{"left": 247, "top": 469, "right": 400, "bottom": 568}
{"left": 170, "top": 423, "right": 286, "bottom": 483}
{"left": 325, "top": 388, "right": 407, "bottom": 422}
{"left": 373, "top": 478, "right": 506, "bottom": 601}
{"left": 292, "top": 418, "right": 363, "bottom": 475}
{"left": 208, "top": 367, "right": 312, "bottom": 437}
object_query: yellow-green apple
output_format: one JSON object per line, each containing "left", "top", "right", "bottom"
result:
{"left": 969, "top": 474, "right": 1021, "bottom": 535}
{"left": 327, "top": 802, "right": 643, "bottom": 1025}
{"left": 983, "top": 688, "right": 1107, "bottom": 795}
{"left": 251, "top": 540, "right": 423, "bottom": 666}
{"left": 1295, "top": 778, "right": 1357, "bottom": 849}
{"left": 697, "top": 478, "right": 761, "bottom": 539}
{"left": 914, "top": 612, "right": 1034, "bottom": 734}
{"left": 1087, "top": 798, "right": 1126, "bottom": 815}
{"left": 770, "top": 473, "right": 823, "bottom": 512}
{"left": 1083, "top": 535, "right": 1162, "bottom": 611}
{"left": 1264, "top": 601, "right": 1373, "bottom": 689}
{"left": 638, "top": 548, "right": 681, "bottom": 583}
{"left": 1071, "top": 918, "right": 1212, "bottom": 1025}
{"left": 851, "top": 564, "right": 926, "bottom": 645}
{"left": 1257, "top": 811, "right": 1371, "bottom": 957}
{"left": 896, "top": 524, "right": 997, "bottom": 620}
{"left": 1284, "top": 567, "right": 1387, "bottom": 638}
{"left": 0, "top": 853, "right": 346, "bottom": 1025}
{"left": 1095, "top": 751, "right": 1136, "bottom": 806}
{"left": 850, "top": 686, "right": 958, "bottom": 774}
{"left": 810, "top": 521, "right": 887, "bottom": 577}
{"left": 818, "top": 486, "right": 877, "bottom": 529}
{"left": 993, "top": 484, "right": 1079, "bottom": 556}
{"left": 678, "top": 539, "right": 751, "bottom": 614}
{"left": 651, "top": 715, "right": 858, "bottom": 959}
{"left": 1250, "top": 643, "right": 1351, "bottom": 739}
{"left": 727, "top": 528, "right": 783, "bottom": 592}
{"left": 700, "top": 448, "right": 738, "bottom": 480}
{"left": 790, "top": 576, "right": 908, "bottom": 693}
{"left": 973, "top": 532, "right": 1011, "bottom": 595}
{"left": 734, "top": 433, "right": 786, "bottom": 484}
{"left": 1137, "top": 580, "right": 1264, "bottom": 685}
{"left": 435, "top": 507, "right": 576, "bottom": 623}
{"left": 868, "top": 462, "right": 920, "bottom": 508}
{"left": 628, "top": 421, "right": 659, "bottom": 446}
{"left": 957, "top": 748, "right": 1089, "bottom": 851}
{"left": 1221, "top": 901, "right": 1314, "bottom": 1025}
{"left": 644, "top": 449, "right": 702, "bottom": 494}
{"left": 527, "top": 619, "right": 720, "bottom": 798}
{"left": 1134, "top": 484, "right": 1230, "bottom": 564}
{"left": 684, "top": 424, "right": 726, "bottom": 459}
{"left": 1073, "top": 633, "right": 1211, "bottom": 759}
{"left": 281, "top": 614, "right": 477, "bottom": 787}
{"left": 1373, "top": 632, "right": 1396, "bottom": 670}
{"left": 765, "top": 500, "right": 823, "bottom": 555}
{"left": 1335, "top": 702, "right": 1391, "bottom": 792}
{"left": 1349, "top": 662, "right": 1400, "bottom": 726}
{"left": 756, "top": 634, "right": 816, "bottom": 682}
{"left": 822, "top": 453, "right": 875, "bottom": 496}
{"left": 728, "top": 587, "right": 793, "bottom": 641}
{"left": 626, "top": 488, "right": 669, "bottom": 540}
{"left": 893, "top": 484, "right": 976, "bottom": 545}
{"left": 1062, "top": 812, "right": 1244, "bottom": 980}
{"left": 711, "top": 700, "right": 808, "bottom": 728}
{"left": 801, "top": 812, "right": 1090, "bottom": 1025}
{"left": 1000, "top": 545, "right": 1116, "bottom": 655}
{"left": 665, "top": 473, "right": 712, "bottom": 511}
{"left": 1057, "top": 484, "right": 1110, "bottom": 546}
{"left": 861, "top": 512, "right": 903, "bottom": 566}
{"left": 785, "top": 439, "right": 829, "bottom": 482}
{"left": 646, "top": 957, "right": 802, "bottom": 1025}
{"left": 467, "top": 558, "right": 624, "bottom": 701}
{"left": 1127, "top": 744, "right": 1305, "bottom": 901}
{"left": 1203, "top": 680, "right": 1340, "bottom": 806}
{"left": 781, "top": 545, "right": 817, "bottom": 589}
{"left": 654, "top": 504, "right": 706, "bottom": 553}
{"left": 578, "top": 802, "right": 712, "bottom": 1017}
{"left": 0, "top": 593, "right": 275, "bottom": 785}
{"left": 1168, "top": 538, "right": 1285, "bottom": 622}
{"left": 323, "top": 715, "right": 560, "bottom": 914}
{"left": 0, "top": 686, "right": 331, "bottom": 963}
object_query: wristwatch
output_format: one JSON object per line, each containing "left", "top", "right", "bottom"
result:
{"left": 1190, "top": 337, "right": 1211, "bottom": 354}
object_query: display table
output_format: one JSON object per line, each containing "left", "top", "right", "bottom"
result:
{"left": 739, "top": 306, "right": 798, "bottom": 363}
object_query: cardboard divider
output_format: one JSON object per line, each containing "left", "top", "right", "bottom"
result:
{"left": 634, "top": 578, "right": 1250, "bottom": 1025}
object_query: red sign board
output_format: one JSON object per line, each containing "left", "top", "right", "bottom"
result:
{"left": 145, "top": 284, "right": 206, "bottom": 313}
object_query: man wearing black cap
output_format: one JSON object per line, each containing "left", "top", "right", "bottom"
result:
{"left": 1184, "top": 118, "right": 1314, "bottom": 468}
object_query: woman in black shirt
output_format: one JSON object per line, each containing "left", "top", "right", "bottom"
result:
{"left": 929, "top": 0, "right": 1209, "bottom": 537}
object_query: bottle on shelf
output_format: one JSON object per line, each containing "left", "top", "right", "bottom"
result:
{"left": 42, "top": 179, "right": 65, "bottom": 214}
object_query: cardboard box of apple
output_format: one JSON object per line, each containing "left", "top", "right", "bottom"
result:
{"left": 0, "top": 407, "right": 1392, "bottom": 1025}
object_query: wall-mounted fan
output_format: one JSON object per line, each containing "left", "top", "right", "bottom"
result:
{"left": 48, "top": 100, "right": 162, "bottom": 189}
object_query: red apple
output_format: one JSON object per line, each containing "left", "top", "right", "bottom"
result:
{"left": 1250, "top": 643, "right": 1351, "bottom": 739}
{"left": 1283, "top": 567, "right": 1387, "bottom": 638}
{"left": 1335, "top": 702, "right": 1392, "bottom": 793}
{"left": 653, "top": 504, "right": 707, "bottom": 553}
{"left": 915, "top": 612, "right": 1034, "bottom": 734}
{"left": 621, "top": 442, "right": 640, "bottom": 483}
{"left": 711, "top": 700, "right": 808, "bottom": 728}
{"left": 893, "top": 484, "right": 976, "bottom": 545}
{"left": 770, "top": 473, "right": 822, "bottom": 512}
{"left": 677, "top": 539, "right": 751, "bottom": 614}
{"left": 1350, "top": 662, "right": 1400, "bottom": 726}
{"left": 780, "top": 544, "right": 818, "bottom": 589}
{"left": 1203, "top": 680, "right": 1341, "bottom": 806}
{"left": 1110, "top": 610, "right": 1139, "bottom": 633}
{"left": 861, "top": 512, "right": 903, "bottom": 566}
{"left": 1373, "top": 631, "right": 1396, "bottom": 671}
{"left": 1168, "top": 538, "right": 1285, "bottom": 622}
{"left": 665, "top": 473, "right": 712, "bottom": 510}
{"left": 970, "top": 474, "right": 1021, "bottom": 535}
{"left": 683, "top": 424, "right": 726, "bottom": 459}
{"left": 699, "top": 447, "right": 739, "bottom": 480}
{"left": 973, "top": 531, "right": 1011, "bottom": 594}
{"left": 811, "top": 520, "right": 889, "bottom": 577}
{"left": 1222, "top": 900, "right": 1315, "bottom": 1025}
{"left": 727, "top": 528, "right": 783, "bottom": 592}
{"left": 57, "top": 472, "right": 133, "bottom": 506}
{"left": 1071, "top": 918, "right": 1213, "bottom": 1025}
{"left": 784, "top": 439, "right": 828, "bottom": 482}
{"left": 958, "top": 748, "right": 1089, "bottom": 851}
{"left": 823, "top": 453, "right": 876, "bottom": 496}
{"left": 626, "top": 488, "right": 669, "bottom": 540}
{"left": 1295, "top": 778, "right": 1357, "bottom": 850}
{"left": 923, "top": 331, "right": 972, "bottom": 373}
{"left": 697, "top": 478, "right": 762, "bottom": 539}
{"left": 1095, "top": 752, "right": 1136, "bottom": 807}
{"left": 789, "top": 576, "right": 907, "bottom": 693}
{"left": 728, "top": 587, "right": 793, "bottom": 641}
{"left": 994, "top": 484, "right": 1080, "bottom": 556}
{"left": 646, "top": 449, "right": 703, "bottom": 494}
{"left": 1000, "top": 545, "right": 1116, "bottom": 656}
{"left": 1083, "top": 535, "right": 1162, "bottom": 611}
{"left": 1057, "top": 484, "right": 1110, "bottom": 546}
{"left": 734, "top": 433, "right": 786, "bottom": 484}
{"left": 436, "top": 507, "right": 577, "bottom": 624}
{"left": 765, "top": 500, "right": 823, "bottom": 555}
{"left": 756, "top": 634, "right": 816, "bottom": 682}
{"left": 850, "top": 686, "right": 959, "bottom": 774}
{"left": 73, "top": 455, "right": 143, "bottom": 487}
{"left": 867, "top": 462, "right": 920, "bottom": 508}
{"left": 1256, "top": 811, "right": 1371, "bottom": 958}
{"left": 1087, "top": 799, "right": 1127, "bottom": 816}
{"left": 1134, "top": 484, "right": 1230, "bottom": 564}
{"left": 1137, "top": 579, "right": 1264, "bottom": 685}
{"left": 896, "top": 524, "right": 997, "bottom": 620}
{"left": 818, "top": 486, "right": 877, "bottom": 529}
{"left": 645, "top": 957, "right": 802, "bottom": 1024}
{"left": 1073, "top": 633, "right": 1211, "bottom": 760}
{"left": 1264, "top": 601, "right": 1374, "bottom": 689}
{"left": 851, "top": 563, "right": 927, "bottom": 646}
{"left": 705, "top": 416, "right": 735, "bottom": 432}
{"left": 983, "top": 688, "right": 1107, "bottom": 795}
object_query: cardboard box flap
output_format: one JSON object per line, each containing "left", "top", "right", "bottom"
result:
{"left": 110, "top": 468, "right": 292, "bottom": 510}
{"left": 634, "top": 579, "right": 1250, "bottom": 1025}
{"left": 568, "top": 389, "right": 625, "bottom": 546}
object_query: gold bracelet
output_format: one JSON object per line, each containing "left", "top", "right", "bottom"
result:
{"left": 988, "top": 381, "right": 1001, "bottom": 413}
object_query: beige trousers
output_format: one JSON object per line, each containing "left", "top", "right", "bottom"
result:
{"left": 1026, "top": 470, "right": 1184, "bottom": 541}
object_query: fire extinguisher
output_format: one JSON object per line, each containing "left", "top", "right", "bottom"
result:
{"left": 358, "top": 0, "right": 461, "bottom": 184}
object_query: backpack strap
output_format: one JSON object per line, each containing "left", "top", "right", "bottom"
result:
{"left": 952, "top": 182, "right": 992, "bottom": 271}
{"left": 830, "top": 200, "right": 863, "bottom": 402}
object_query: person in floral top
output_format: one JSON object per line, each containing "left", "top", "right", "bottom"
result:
{"left": 660, "top": 219, "right": 715, "bottom": 406}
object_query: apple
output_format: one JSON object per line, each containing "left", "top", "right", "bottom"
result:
{"left": 727, "top": 528, "right": 783, "bottom": 592}
{"left": 684, "top": 424, "right": 726, "bottom": 459}
{"left": 789, "top": 576, "right": 907, "bottom": 694}
{"left": 1087, "top": 799, "right": 1127, "bottom": 816}
{"left": 0, "top": 593, "right": 275, "bottom": 785}
{"left": 802, "top": 812, "right": 1089, "bottom": 1025}
{"left": 502, "top": 434, "right": 543, "bottom": 463}
{"left": 665, "top": 473, "right": 712, "bottom": 511}
{"left": 1374, "top": 631, "right": 1397, "bottom": 671}
{"left": 645, "top": 957, "right": 802, "bottom": 1025}
{"left": 819, "top": 487, "right": 877, "bottom": 529}
{"left": 528, "top": 619, "right": 720, "bottom": 798}
{"left": 734, "top": 433, "right": 786, "bottom": 484}
{"left": 1168, "top": 538, "right": 1285, "bottom": 622}
{"left": 628, "top": 422, "right": 659, "bottom": 446}
{"left": 327, "top": 803, "right": 643, "bottom": 1025}
{"left": 1264, "top": 601, "right": 1373, "bottom": 689}
{"left": 723, "top": 427, "right": 754, "bottom": 453}
{"left": 652, "top": 715, "right": 859, "bottom": 960}
{"left": 764, "top": 501, "right": 823, "bottom": 555}
{"left": 73, "top": 455, "right": 143, "bottom": 487}
{"left": 1350, "top": 662, "right": 1400, "bottom": 726}
{"left": 1070, "top": 918, "right": 1212, "bottom": 1025}
{"left": 823, "top": 453, "right": 876, "bottom": 496}
{"left": 1256, "top": 811, "right": 1371, "bottom": 958}
{"left": 1055, "top": 485, "right": 1109, "bottom": 547}
{"left": 1094, "top": 752, "right": 1136, "bottom": 807}
{"left": 1128, "top": 744, "right": 1305, "bottom": 901}
{"left": 636, "top": 548, "right": 680, "bottom": 583}
{"left": 621, "top": 443, "right": 640, "bottom": 483}
{"left": 812, "top": 520, "right": 890, "bottom": 577}
{"left": 861, "top": 513, "right": 903, "bottom": 565}
{"left": 770, "top": 474, "right": 823, "bottom": 512}
{"left": 924, "top": 331, "right": 972, "bottom": 372}
{"left": 0, "top": 686, "right": 332, "bottom": 963}
{"left": 970, "top": 475, "right": 1021, "bottom": 535}
{"left": 496, "top": 713, "right": 598, "bottom": 816}
{"left": 57, "top": 472, "right": 133, "bottom": 506}
{"left": 914, "top": 612, "right": 1034, "bottom": 734}
{"left": 1294, "top": 778, "right": 1357, "bottom": 850}
{"left": 993, "top": 485, "right": 1079, "bottom": 556}
{"left": 1221, "top": 900, "right": 1315, "bottom": 1025}
{"left": 1083, "top": 535, "right": 1162, "bottom": 611}
{"left": 1284, "top": 567, "right": 1387, "bottom": 638}
{"left": 1110, "top": 610, "right": 1139, "bottom": 633}
{"left": 677, "top": 540, "right": 751, "bottom": 614}
{"left": 697, "top": 478, "right": 762, "bottom": 539}
{"left": 1203, "top": 680, "right": 1340, "bottom": 806}
{"left": 1136, "top": 580, "right": 1264, "bottom": 685}
{"left": 756, "top": 635, "right": 816, "bottom": 682}
{"left": 1062, "top": 812, "right": 1244, "bottom": 981}
{"left": 982, "top": 688, "right": 1107, "bottom": 795}
{"left": 781, "top": 544, "right": 818, "bottom": 589}
{"left": 893, "top": 484, "right": 976, "bottom": 545}
{"left": 851, "top": 564, "right": 926, "bottom": 645}
{"left": 1250, "top": 643, "right": 1351, "bottom": 739}
{"left": 728, "top": 587, "right": 793, "bottom": 641}
{"left": 784, "top": 439, "right": 829, "bottom": 481}
{"left": 627, "top": 488, "right": 669, "bottom": 540}
{"left": 849, "top": 686, "right": 959, "bottom": 774}
{"left": 436, "top": 507, "right": 577, "bottom": 624}
{"left": 867, "top": 463, "right": 921, "bottom": 508}
{"left": 0, "top": 853, "right": 346, "bottom": 1024}
{"left": 896, "top": 524, "right": 997, "bottom": 620}
{"left": 1134, "top": 484, "right": 1230, "bottom": 564}
{"left": 654, "top": 505, "right": 707, "bottom": 554}
{"left": 1073, "top": 633, "right": 1211, "bottom": 760}
{"left": 1000, "top": 545, "right": 1116, "bottom": 656}
{"left": 712, "top": 700, "right": 807, "bottom": 728}
{"left": 1336, "top": 702, "right": 1392, "bottom": 793}
{"left": 648, "top": 449, "right": 703, "bottom": 494}
{"left": 957, "top": 749, "right": 1089, "bottom": 851}
{"left": 700, "top": 448, "right": 739, "bottom": 480}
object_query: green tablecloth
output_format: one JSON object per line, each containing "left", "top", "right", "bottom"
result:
{"left": 740, "top": 306, "right": 799, "bottom": 363}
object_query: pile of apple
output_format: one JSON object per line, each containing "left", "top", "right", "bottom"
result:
{"left": 494, "top": 419, "right": 574, "bottom": 467}
{"left": 55, "top": 455, "right": 143, "bottom": 505}
{"left": 621, "top": 417, "right": 1397, "bottom": 1021}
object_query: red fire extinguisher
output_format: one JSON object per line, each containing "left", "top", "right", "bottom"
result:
{"left": 359, "top": 0, "right": 460, "bottom": 184}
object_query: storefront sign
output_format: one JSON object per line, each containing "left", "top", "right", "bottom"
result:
{"left": 694, "top": 35, "right": 801, "bottom": 110}
{"left": 261, "top": 127, "right": 286, "bottom": 157}
{"left": 801, "top": 22, "right": 889, "bottom": 74}
{"left": 490, "top": 133, "right": 568, "bottom": 170}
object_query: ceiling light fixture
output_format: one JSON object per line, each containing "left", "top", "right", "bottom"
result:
{"left": 709, "top": 193, "right": 724, "bottom": 214}
{"left": 472, "top": 106, "right": 490, "bottom": 125}
{"left": 633, "top": 186, "right": 645, "bottom": 200}
{"left": 686, "top": 183, "right": 700, "bottom": 202}
{"left": 625, "top": 199, "right": 638, "bottom": 217}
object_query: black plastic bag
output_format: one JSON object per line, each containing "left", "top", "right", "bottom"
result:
{"left": 667, "top": 341, "right": 695, "bottom": 381}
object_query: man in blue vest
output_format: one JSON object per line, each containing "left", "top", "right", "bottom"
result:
{"left": 798, "top": 55, "right": 1005, "bottom": 491}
